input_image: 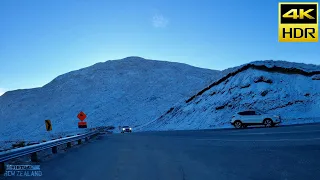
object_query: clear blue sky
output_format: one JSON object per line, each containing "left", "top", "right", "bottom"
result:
{"left": 0, "top": 0, "right": 319, "bottom": 94}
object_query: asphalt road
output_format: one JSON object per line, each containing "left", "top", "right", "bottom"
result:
{"left": 4, "top": 124, "right": 320, "bottom": 180}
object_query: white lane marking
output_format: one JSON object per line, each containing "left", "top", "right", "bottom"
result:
{"left": 196, "top": 137, "right": 320, "bottom": 142}
{"left": 227, "top": 129, "right": 320, "bottom": 136}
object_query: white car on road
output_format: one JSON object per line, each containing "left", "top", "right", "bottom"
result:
{"left": 231, "top": 110, "right": 281, "bottom": 129}
{"left": 121, "top": 126, "right": 132, "bottom": 133}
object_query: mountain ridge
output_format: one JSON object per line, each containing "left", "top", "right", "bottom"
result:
{"left": 0, "top": 57, "right": 220, "bottom": 141}
{"left": 1, "top": 57, "right": 319, "bottom": 142}
{"left": 185, "top": 60, "right": 320, "bottom": 104}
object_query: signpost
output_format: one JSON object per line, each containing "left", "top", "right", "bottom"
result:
{"left": 78, "top": 121, "right": 87, "bottom": 128}
{"left": 45, "top": 120, "right": 52, "bottom": 131}
{"left": 77, "top": 111, "right": 87, "bottom": 128}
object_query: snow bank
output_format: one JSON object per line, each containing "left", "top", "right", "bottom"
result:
{"left": 143, "top": 62, "right": 320, "bottom": 131}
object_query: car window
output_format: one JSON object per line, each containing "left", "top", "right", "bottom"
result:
{"left": 249, "top": 111, "right": 257, "bottom": 115}
{"left": 239, "top": 111, "right": 249, "bottom": 115}
{"left": 239, "top": 111, "right": 256, "bottom": 115}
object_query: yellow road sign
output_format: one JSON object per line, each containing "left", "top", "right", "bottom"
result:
{"left": 45, "top": 120, "right": 52, "bottom": 131}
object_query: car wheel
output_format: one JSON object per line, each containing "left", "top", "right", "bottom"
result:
{"left": 234, "top": 121, "right": 242, "bottom": 129}
{"left": 263, "top": 119, "right": 273, "bottom": 128}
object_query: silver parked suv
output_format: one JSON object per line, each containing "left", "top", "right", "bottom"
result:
{"left": 231, "top": 110, "right": 281, "bottom": 129}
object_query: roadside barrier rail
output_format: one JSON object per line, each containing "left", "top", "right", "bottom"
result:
{"left": 0, "top": 131, "right": 99, "bottom": 174}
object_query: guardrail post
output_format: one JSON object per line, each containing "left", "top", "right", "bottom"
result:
{"left": 0, "top": 162, "right": 5, "bottom": 174}
{"left": 91, "top": 134, "right": 97, "bottom": 138}
{"left": 52, "top": 146, "right": 58, "bottom": 154}
{"left": 67, "top": 142, "right": 72, "bottom": 148}
{"left": 78, "top": 139, "right": 82, "bottom": 145}
{"left": 31, "top": 152, "right": 38, "bottom": 162}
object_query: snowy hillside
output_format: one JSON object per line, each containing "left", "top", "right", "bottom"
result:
{"left": 0, "top": 57, "right": 219, "bottom": 142}
{"left": 141, "top": 61, "right": 320, "bottom": 131}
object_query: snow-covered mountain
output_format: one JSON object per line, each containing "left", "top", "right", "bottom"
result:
{"left": 1, "top": 58, "right": 319, "bottom": 144}
{"left": 141, "top": 61, "right": 320, "bottom": 131}
{"left": 0, "top": 57, "right": 220, "bottom": 142}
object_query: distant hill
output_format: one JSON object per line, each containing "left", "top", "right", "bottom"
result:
{"left": 0, "top": 57, "right": 219, "bottom": 141}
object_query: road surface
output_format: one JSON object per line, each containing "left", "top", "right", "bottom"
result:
{"left": 4, "top": 124, "right": 320, "bottom": 180}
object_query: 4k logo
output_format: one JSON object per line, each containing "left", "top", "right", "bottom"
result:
{"left": 283, "top": 9, "right": 315, "bottom": 19}
{"left": 279, "top": 2, "right": 318, "bottom": 42}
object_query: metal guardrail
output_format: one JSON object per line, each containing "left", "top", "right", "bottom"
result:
{"left": 0, "top": 131, "right": 99, "bottom": 164}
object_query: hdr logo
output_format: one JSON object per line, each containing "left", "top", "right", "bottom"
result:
{"left": 278, "top": 2, "right": 318, "bottom": 42}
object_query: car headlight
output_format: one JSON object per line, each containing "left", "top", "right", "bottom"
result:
{"left": 129, "top": 128, "right": 132, "bottom": 130}
{"left": 122, "top": 128, "right": 125, "bottom": 130}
